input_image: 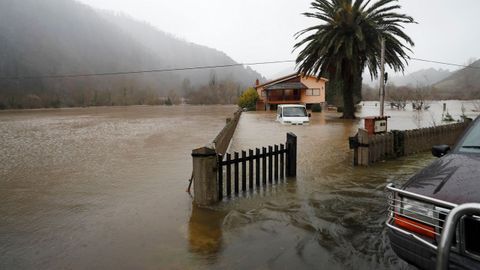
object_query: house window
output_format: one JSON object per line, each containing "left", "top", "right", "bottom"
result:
{"left": 305, "top": 89, "right": 320, "bottom": 96}
{"left": 261, "top": 90, "right": 266, "bottom": 97}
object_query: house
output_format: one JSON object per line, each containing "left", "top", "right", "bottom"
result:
{"left": 254, "top": 73, "right": 328, "bottom": 111}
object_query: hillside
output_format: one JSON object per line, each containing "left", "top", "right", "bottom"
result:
{"left": 100, "top": 12, "right": 261, "bottom": 88}
{"left": 433, "top": 59, "right": 480, "bottom": 99}
{"left": 0, "top": 0, "right": 262, "bottom": 108}
{"left": 363, "top": 68, "right": 452, "bottom": 87}
{"left": 389, "top": 68, "right": 451, "bottom": 87}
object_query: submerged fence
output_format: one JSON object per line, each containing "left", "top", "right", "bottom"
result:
{"left": 217, "top": 133, "right": 297, "bottom": 200}
{"left": 352, "top": 121, "right": 471, "bottom": 166}
{"left": 213, "top": 109, "right": 242, "bottom": 155}
{"left": 191, "top": 108, "right": 297, "bottom": 206}
{"left": 192, "top": 133, "right": 297, "bottom": 206}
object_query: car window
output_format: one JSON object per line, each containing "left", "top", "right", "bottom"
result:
{"left": 282, "top": 107, "right": 307, "bottom": 117}
{"left": 458, "top": 121, "right": 480, "bottom": 153}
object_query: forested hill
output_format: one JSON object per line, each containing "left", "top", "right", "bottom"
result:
{"left": 433, "top": 59, "right": 480, "bottom": 99}
{"left": 0, "top": 0, "right": 262, "bottom": 109}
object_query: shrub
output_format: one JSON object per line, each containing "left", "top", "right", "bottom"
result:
{"left": 238, "top": 87, "right": 259, "bottom": 111}
{"left": 311, "top": 103, "right": 322, "bottom": 112}
{"left": 443, "top": 112, "right": 454, "bottom": 122}
{"left": 50, "top": 99, "right": 61, "bottom": 108}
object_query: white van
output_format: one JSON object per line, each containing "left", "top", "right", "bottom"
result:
{"left": 276, "top": 104, "right": 311, "bottom": 125}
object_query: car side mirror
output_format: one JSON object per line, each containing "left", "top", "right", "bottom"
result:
{"left": 308, "top": 113, "right": 311, "bottom": 118}
{"left": 432, "top": 145, "right": 450, "bottom": 158}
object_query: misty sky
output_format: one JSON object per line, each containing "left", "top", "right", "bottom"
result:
{"left": 78, "top": 0, "right": 479, "bottom": 79}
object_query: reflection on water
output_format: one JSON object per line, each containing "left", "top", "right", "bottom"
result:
{"left": 188, "top": 205, "right": 224, "bottom": 259}
{"left": 1, "top": 102, "right": 478, "bottom": 269}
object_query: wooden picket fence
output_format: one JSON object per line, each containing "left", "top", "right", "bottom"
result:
{"left": 217, "top": 133, "right": 297, "bottom": 200}
{"left": 352, "top": 121, "right": 471, "bottom": 166}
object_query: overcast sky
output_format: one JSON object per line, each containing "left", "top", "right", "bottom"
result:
{"left": 78, "top": 0, "right": 479, "bottom": 79}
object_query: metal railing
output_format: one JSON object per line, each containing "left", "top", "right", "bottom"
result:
{"left": 267, "top": 95, "right": 301, "bottom": 102}
{"left": 436, "top": 203, "right": 480, "bottom": 270}
{"left": 386, "top": 183, "right": 456, "bottom": 250}
{"left": 386, "top": 183, "right": 480, "bottom": 270}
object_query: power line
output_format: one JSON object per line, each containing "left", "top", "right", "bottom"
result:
{"left": 0, "top": 57, "right": 478, "bottom": 80}
{"left": 410, "top": 57, "right": 480, "bottom": 70}
{"left": 0, "top": 60, "right": 295, "bottom": 80}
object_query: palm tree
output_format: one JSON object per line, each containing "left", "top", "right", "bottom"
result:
{"left": 294, "top": 0, "right": 415, "bottom": 119}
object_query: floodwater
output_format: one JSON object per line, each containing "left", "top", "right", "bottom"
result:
{"left": 0, "top": 102, "right": 478, "bottom": 269}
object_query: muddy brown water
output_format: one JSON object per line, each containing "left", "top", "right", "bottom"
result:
{"left": 0, "top": 102, "right": 478, "bottom": 269}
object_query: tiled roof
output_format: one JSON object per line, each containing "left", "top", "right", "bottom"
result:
{"left": 255, "top": 73, "right": 328, "bottom": 89}
{"left": 265, "top": 82, "right": 308, "bottom": 90}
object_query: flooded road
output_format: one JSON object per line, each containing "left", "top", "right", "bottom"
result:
{"left": 0, "top": 106, "right": 236, "bottom": 269}
{"left": 0, "top": 102, "right": 477, "bottom": 269}
{"left": 221, "top": 114, "right": 428, "bottom": 270}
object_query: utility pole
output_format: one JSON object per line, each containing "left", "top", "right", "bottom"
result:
{"left": 379, "top": 38, "right": 385, "bottom": 117}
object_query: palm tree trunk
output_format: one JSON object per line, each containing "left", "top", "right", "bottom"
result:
{"left": 353, "top": 71, "right": 363, "bottom": 104}
{"left": 342, "top": 74, "right": 355, "bottom": 119}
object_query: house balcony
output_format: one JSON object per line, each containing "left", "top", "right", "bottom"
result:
{"left": 264, "top": 89, "right": 302, "bottom": 104}
{"left": 266, "top": 95, "right": 301, "bottom": 104}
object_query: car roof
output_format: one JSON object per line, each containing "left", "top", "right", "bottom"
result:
{"left": 278, "top": 104, "right": 306, "bottom": 108}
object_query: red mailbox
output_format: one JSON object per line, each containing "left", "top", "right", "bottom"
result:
{"left": 364, "top": 116, "right": 389, "bottom": 135}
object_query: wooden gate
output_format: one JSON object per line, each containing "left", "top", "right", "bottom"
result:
{"left": 217, "top": 132, "right": 297, "bottom": 199}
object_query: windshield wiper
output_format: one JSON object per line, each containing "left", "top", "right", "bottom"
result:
{"left": 461, "top": 145, "right": 480, "bottom": 149}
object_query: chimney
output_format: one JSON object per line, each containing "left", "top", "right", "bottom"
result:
{"left": 255, "top": 79, "right": 259, "bottom": 86}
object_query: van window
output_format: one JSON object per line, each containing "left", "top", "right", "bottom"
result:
{"left": 282, "top": 107, "right": 307, "bottom": 117}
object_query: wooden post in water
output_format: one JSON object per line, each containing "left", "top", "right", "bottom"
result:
{"left": 226, "top": 153, "right": 232, "bottom": 197}
{"left": 280, "top": 144, "right": 285, "bottom": 178}
{"left": 286, "top": 132, "right": 297, "bottom": 177}
{"left": 262, "top": 147, "right": 267, "bottom": 186}
{"left": 255, "top": 148, "right": 260, "bottom": 187}
{"left": 248, "top": 149, "right": 254, "bottom": 190}
{"left": 274, "top": 144, "right": 279, "bottom": 181}
{"left": 217, "top": 154, "right": 223, "bottom": 200}
{"left": 191, "top": 146, "right": 218, "bottom": 206}
{"left": 268, "top": 145, "right": 273, "bottom": 183}
{"left": 234, "top": 152, "right": 239, "bottom": 195}
{"left": 241, "top": 150, "right": 246, "bottom": 192}
{"left": 357, "top": 128, "right": 369, "bottom": 166}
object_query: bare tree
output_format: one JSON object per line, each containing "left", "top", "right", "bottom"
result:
{"left": 410, "top": 85, "right": 432, "bottom": 111}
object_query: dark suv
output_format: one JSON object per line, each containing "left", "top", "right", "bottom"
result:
{"left": 387, "top": 116, "right": 480, "bottom": 270}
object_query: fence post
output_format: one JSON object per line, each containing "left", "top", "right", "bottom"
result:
{"left": 217, "top": 154, "right": 223, "bottom": 201}
{"left": 353, "top": 136, "right": 359, "bottom": 166}
{"left": 191, "top": 146, "right": 218, "bottom": 206}
{"left": 286, "top": 132, "right": 297, "bottom": 177}
{"left": 357, "top": 128, "right": 369, "bottom": 166}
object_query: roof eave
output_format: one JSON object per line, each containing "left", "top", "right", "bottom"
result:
{"left": 255, "top": 73, "right": 299, "bottom": 89}
{"left": 255, "top": 73, "right": 329, "bottom": 89}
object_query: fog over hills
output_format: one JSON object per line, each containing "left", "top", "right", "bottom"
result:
{"left": 364, "top": 68, "right": 452, "bottom": 87}
{"left": 362, "top": 60, "right": 480, "bottom": 101}
{"left": 0, "top": 0, "right": 262, "bottom": 108}
{"left": 433, "top": 59, "right": 480, "bottom": 99}
{"left": 389, "top": 68, "right": 452, "bottom": 87}
{"left": 100, "top": 12, "right": 262, "bottom": 86}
